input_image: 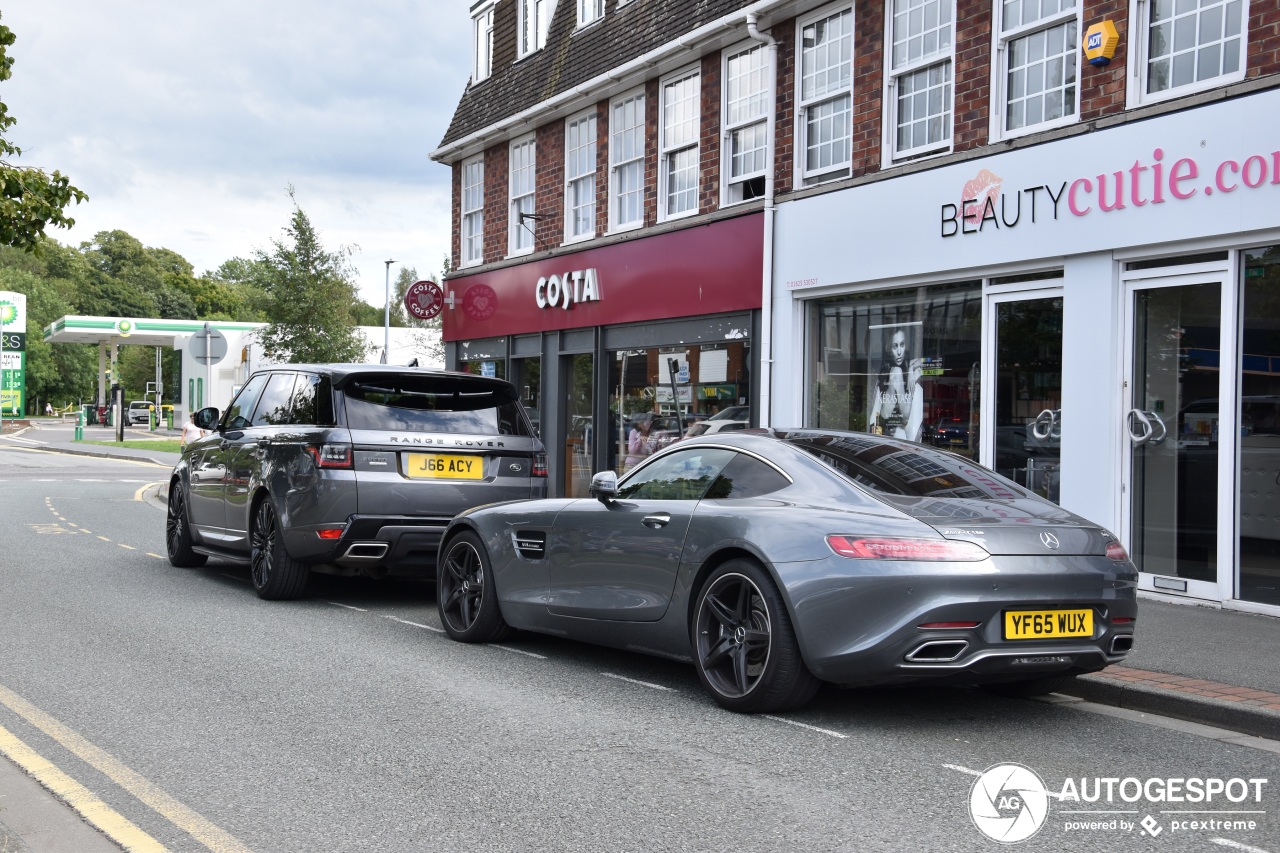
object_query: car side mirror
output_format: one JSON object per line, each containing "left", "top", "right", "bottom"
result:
{"left": 194, "top": 407, "right": 221, "bottom": 431}
{"left": 589, "top": 471, "right": 619, "bottom": 503}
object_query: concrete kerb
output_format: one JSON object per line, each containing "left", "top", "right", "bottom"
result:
{"left": 1059, "top": 675, "right": 1280, "bottom": 741}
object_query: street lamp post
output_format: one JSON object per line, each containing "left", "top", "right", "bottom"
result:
{"left": 383, "top": 259, "right": 396, "bottom": 365}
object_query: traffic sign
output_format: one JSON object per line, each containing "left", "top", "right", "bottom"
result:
{"left": 404, "top": 280, "right": 444, "bottom": 321}
{"left": 189, "top": 328, "right": 228, "bottom": 364}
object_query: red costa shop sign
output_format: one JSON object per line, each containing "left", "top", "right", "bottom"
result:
{"left": 444, "top": 213, "right": 763, "bottom": 340}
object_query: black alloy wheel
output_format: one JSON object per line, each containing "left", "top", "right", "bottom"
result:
{"left": 693, "top": 560, "right": 819, "bottom": 713}
{"left": 165, "top": 485, "right": 206, "bottom": 568}
{"left": 249, "top": 499, "right": 308, "bottom": 601}
{"left": 437, "top": 532, "right": 512, "bottom": 643}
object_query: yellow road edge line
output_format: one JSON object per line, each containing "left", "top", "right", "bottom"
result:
{"left": 0, "top": 723, "right": 168, "bottom": 853}
{"left": 134, "top": 481, "right": 165, "bottom": 502}
{"left": 0, "top": 684, "right": 254, "bottom": 853}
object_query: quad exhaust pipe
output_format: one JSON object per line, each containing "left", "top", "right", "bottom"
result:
{"left": 342, "top": 542, "right": 389, "bottom": 560}
{"left": 905, "top": 640, "right": 970, "bottom": 662}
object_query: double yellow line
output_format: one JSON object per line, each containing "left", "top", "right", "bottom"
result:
{"left": 0, "top": 684, "right": 252, "bottom": 853}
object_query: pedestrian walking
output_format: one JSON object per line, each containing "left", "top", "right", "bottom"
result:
{"left": 180, "top": 411, "right": 206, "bottom": 449}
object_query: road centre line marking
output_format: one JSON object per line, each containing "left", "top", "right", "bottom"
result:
{"left": 378, "top": 614, "right": 445, "bottom": 633}
{"left": 80, "top": 529, "right": 92, "bottom": 534}
{"left": 1211, "top": 836, "right": 1274, "bottom": 853}
{"left": 762, "top": 715, "right": 848, "bottom": 739}
{"left": 327, "top": 602, "right": 368, "bottom": 612}
{"left": 147, "top": 553, "right": 164, "bottom": 559}
{"left": 944, "top": 763, "right": 1065, "bottom": 799}
{"left": 0, "top": 683, "right": 253, "bottom": 853}
{"left": 0, "top": 723, "right": 167, "bottom": 853}
{"left": 118, "top": 544, "right": 136, "bottom": 550}
{"left": 600, "top": 672, "right": 674, "bottom": 691}
{"left": 97, "top": 536, "right": 111, "bottom": 542}
{"left": 492, "top": 644, "right": 545, "bottom": 659}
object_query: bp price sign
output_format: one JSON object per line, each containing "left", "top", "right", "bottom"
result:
{"left": 404, "top": 280, "right": 444, "bottom": 321}
{"left": 0, "top": 291, "right": 26, "bottom": 416}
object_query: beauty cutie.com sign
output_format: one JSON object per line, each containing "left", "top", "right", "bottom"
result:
{"left": 775, "top": 88, "right": 1280, "bottom": 290}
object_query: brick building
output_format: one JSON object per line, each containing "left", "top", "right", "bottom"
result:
{"left": 432, "top": 0, "right": 1280, "bottom": 613}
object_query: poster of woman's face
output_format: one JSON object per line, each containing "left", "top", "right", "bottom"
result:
{"left": 866, "top": 321, "right": 924, "bottom": 443}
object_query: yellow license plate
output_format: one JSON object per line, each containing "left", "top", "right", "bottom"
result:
{"left": 404, "top": 453, "right": 483, "bottom": 480}
{"left": 1004, "top": 609, "right": 1093, "bottom": 640}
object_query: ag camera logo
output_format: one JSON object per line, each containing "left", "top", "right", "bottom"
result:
{"left": 970, "top": 763, "right": 1050, "bottom": 843}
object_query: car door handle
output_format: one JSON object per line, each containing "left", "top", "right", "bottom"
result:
{"left": 642, "top": 513, "right": 671, "bottom": 528}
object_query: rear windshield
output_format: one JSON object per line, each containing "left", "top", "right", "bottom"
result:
{"left": 784, "top": 432, "right": 1031, "bottom": 501}
{"left": 343, "top": 375, "right": 534, "bottom": 436}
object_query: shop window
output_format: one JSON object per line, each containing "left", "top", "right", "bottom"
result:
{"left": 460, "top": 157, "right": 484, "bottom": 268}
{"left": 610, "top": 343, "right": 752, "bottom": 473}
{"left": 723, "top": 42, "right": 770, "bottom": 204}
{"left": 472, "top": 2, "right": 495, "bottom": 84}
{"left": 994, "top": 0, "right": 1078, "bottom": 139}
{"left": 659, "top": 67, "right": 700, "bottom": 221}
{"left": 518, "top": 0, "right": 550, "bottom": 58}
{"left": 809, "top": 281, "right": 982, "bottom": 460}
{"left": 1237, "top": 245, "right": 1280, "bottom": 606}
{"left": 565, "top": 112, "right": 597, "bottom": 241}
{"left": 797, "top": 6, "right": 853, "bottom": 185}
{"left": 1130, "top": 0, "right": 1246, "bottom": 107}
{"left": 886, "top": 0, "right": 954, "bottom": 162}
{"left": 509, "top": 136, "right": 536, "bottom": 257}
{"left": 609, "top": 90, "right": 645, "bottom": 231}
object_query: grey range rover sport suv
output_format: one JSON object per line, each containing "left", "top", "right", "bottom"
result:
{"left": 166, "top": 364, "right": 547, "bottom": 600}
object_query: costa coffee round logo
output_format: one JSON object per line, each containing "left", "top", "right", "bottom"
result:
{"left": 403, "top": 280, "right": 444, "bottom": 321}
{"left": 462, "top": 284, "right": 498, "bottom": 321}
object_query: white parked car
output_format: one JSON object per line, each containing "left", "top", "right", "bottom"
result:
{"left": 127, "top": 401, "right": 154, "bottom": 425}
{"left": 684, "top": 405, "right": 750, "bottom": 437}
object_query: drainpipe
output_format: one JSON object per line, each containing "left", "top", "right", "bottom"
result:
{"left": 746, "top": 13, "right": 776, "bottom": 429}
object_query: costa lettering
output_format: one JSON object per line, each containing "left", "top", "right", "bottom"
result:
{"left": 535, "top": 268, "right": 601, "bottom": 310}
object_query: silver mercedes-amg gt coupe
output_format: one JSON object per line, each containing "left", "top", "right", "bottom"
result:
{"left": 435, "top": 429, "right": 1137, "bottom": 713}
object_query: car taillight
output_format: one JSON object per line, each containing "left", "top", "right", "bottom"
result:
{"left": 1112, "top": 616, "right": 1135, "bottom": 624}
{"left": 309, "top": 443, "right": 353, "bottom": 469}
{"left": 1105, "top": 541, "right": 1129, "bottom": 561}
{"left": 919, "top": 621, "right": 981, "bottom": 629}
{"left": 316, "top": 527, "right": 345, "bottom": 540}
{"left": 532, "top": 453, "right": 548, "bottom": 478}
{"left": 826, "top": 536, "right": 989, "bottom": 561}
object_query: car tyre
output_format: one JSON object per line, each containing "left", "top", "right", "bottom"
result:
{"left": 165, "top": 484, "right": 207, "bottom": 568}
{"left": 249, "top": 499, "right": 309, "bottom": 601}
{"left": 437, "top": 531, "right": 512, "bottom": 643}
{"left": 692, "top": 560, "right": 820, "bottom": 713}
{"left": 982, "top": 674, "right": 1077, "bottom": 698}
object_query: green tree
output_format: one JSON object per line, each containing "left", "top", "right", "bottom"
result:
{"left": 0, "top": 15, "right": 87, "bottom": 251}
{"left": 254, "top": 193, "right": 367, "bottom": 363}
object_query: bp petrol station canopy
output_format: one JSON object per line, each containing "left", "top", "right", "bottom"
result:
{"left": 44, "top": 316, "right": 264, "bottom": 406}
{"left": 43, "top": 316, "right": 262, "bottom": 347}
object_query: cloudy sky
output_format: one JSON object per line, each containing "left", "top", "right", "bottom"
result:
{"left": 3, "top": 1, "right": 469, "bottom": 307}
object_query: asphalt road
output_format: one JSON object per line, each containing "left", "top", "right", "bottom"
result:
{"left": 1, "top": 444, "right": 1278, "bottom": 852}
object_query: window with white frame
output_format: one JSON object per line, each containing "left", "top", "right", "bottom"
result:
{"left": 565, "top": 112, "right": 597, "bottom": 240}
{"left": 461, "top": 157, "right": 484, "bottom": 267}
{"left": 660, "top": 68, "right": 700, "bottom": 220}
{"left": 887, "top": 0, "right": 954, "bottom": 160}
{"left": 798, "top": 7, "right": 853, "bottom": 184}
{"left": 518, "top": 0, "right": 551, "bottom": 57}
{"left": 995, "top": 0, "right": 1079, "bottom": 136}
{"left": 723, "top": 43, "right": 770, "bottom": 203}
{"left": 509, "top": 137, "right": 536, "bottom": 255}
{"left": 472, "top": 2, "right": 494, "bottom": 83}
{"left": 609, "top": 91, "right": 645, "bottom": 230}
{"left": 578, "top": 0, "right": 604, "bottom": 27}
{"left": 1136, "top": 0, "right": 1246, "bottom": 102}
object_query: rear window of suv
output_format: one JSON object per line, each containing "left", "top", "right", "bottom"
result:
{"left": 343, "top": 375, "right": 534, "bottom": 436}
